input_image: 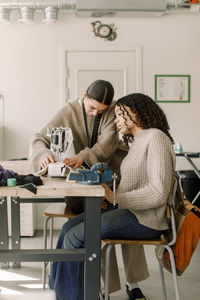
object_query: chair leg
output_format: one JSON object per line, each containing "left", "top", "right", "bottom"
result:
{"left": 99, "top": 290, "right": 104, "bottom": 300}
{"left": 49, "top": 217, "right": 54, "bottom": 273}
{"left": 104, "top": 244, "right": 114, "bottom": 300}
{"left": 158, "top": 263, "right": 167, "bottom": 300}
{"left": 50, "top": 216, "right": 54, "bottom": 248}
{"left": 164, "top": 245, "right": 181, "bottom": 300}
{"left": 42, "top": 216, "right": 52, "bottom": 290}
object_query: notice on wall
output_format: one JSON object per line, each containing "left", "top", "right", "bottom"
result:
{"left": 155, "top": 75, "right": 190, "bottom": 103}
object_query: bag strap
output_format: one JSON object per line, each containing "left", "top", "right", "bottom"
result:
{"left": 90, "top": 114, "right": 102, "bottom": 147}
{"left": 82, "top": 100, "right": 89, "bottom": 145}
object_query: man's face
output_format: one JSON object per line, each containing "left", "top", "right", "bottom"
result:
{"left": 84, "top": 94, "right": 109, "bottom": 117}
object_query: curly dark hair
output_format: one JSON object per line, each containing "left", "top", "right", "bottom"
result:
{"left": 116, "top": 93, "right": 174, "bottom": 145}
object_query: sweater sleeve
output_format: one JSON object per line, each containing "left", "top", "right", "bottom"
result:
{"left": 117, "top": 132, "right": 175, "bottom": 211}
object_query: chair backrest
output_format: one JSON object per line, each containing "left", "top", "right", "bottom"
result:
{"left": 166, "top": 174, "right": 185, "bottom": 213}
{"left": 164, "top": 175, "right": 179, "bottom": 246}
{"left": 165, "top": 174, "right": 186, "bottom": 246}
{"left": 167, "top": 175, "right": 178, "bottom": 206}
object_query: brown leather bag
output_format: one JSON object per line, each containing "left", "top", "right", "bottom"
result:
{"left": 156, "top": 181, "right": 200, "bottom": 276}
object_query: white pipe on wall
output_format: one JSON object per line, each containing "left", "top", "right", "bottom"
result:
{"left": 0, "top": 0, "right": 75, "bottom": 10}
{"left": 0, "top": 0, "right": 196, "bottom": 12}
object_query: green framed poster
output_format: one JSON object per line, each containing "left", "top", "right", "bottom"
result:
{"left": 155, "top": 75, "right": 190, "bottom": 103}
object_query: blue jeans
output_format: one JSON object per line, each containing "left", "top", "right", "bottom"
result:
{"left": 49, "top": 208, "right": 162, "bottom": 300}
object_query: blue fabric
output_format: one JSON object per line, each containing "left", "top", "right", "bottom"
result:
{"left": 49, "top": 208, "right": 162, "bottom": 300}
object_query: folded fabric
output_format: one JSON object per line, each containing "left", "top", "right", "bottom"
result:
{"left": 18, "top": 174, "right": 43, "bottom": 186}
{"left": 0, "top": 164, "right": 19, "bottom": 186}
{"left": 0, "top": 165, "right": 43, "bottom": 187}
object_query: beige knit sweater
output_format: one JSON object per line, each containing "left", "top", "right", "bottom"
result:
{"left": 117, "top": 128, "right": 176, "bottom": 231}
{"left": 29, "top": 99, "right": 128, "bottom": 175}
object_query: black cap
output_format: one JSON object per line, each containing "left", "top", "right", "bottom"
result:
{"left": 86, "top": 80, "right": 114, "bottom": 105}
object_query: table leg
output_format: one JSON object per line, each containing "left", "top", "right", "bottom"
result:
{"left": 0, "top": 197, "right": 9, "bottom": 268}
{"left": 11, "top": 197, "right": 21, "bottom": 268}
{"left": 84, "top": 196, "right": 101, "bottom": 300}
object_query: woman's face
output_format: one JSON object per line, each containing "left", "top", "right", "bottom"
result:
{"left": 114, "top": 105, "right": 138, "bottom": 135}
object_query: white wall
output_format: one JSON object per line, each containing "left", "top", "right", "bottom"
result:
{"left": 1, "top": 11, "right": 200, "bottom": 228}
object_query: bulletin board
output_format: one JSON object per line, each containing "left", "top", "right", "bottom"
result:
{"left": 155, "top": 75, "right": 190, "bottom": 103}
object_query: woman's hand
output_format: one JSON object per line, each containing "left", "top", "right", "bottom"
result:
{"left": 63, "top": 156, "right": 84, "bottom": 169}
{"left": 101, "top": 183, "right": 115, "bottom": 204}
{"left": 101, "top": 198, "right": 109, "bottom": 209}
{"left": 41, "top": 155, "right": 56, "bottom": 169}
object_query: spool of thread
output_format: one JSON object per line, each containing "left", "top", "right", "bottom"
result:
{"left": 7, "top": 178, "right": 17, "bottom": 187}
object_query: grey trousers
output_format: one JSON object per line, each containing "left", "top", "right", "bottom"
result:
{"left": 101, "top": 243, "right": 149, "bottom": 294}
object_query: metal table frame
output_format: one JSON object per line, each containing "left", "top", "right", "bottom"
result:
{"left": 176, "top": 152, "right": 200, "bottom": 204}
{"left": 0, "top": 192, "right": 102, "bottom": 300}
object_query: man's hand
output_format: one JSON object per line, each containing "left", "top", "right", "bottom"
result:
{"left": 63, "top": 156, "right": 84, "bottom": 169}
{"left": 41, "top": 155, "right": 56, "bottom": 169}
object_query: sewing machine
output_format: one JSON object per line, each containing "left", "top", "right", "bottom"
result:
{"left": 46, "top": 127, "right": 75, "bottom": 177}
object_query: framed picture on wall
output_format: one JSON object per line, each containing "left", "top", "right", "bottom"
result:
{"left": 155, "top": 74, "right": 190, "bottom": 103}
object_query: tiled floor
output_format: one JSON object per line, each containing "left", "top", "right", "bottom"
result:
{"left": 0, "top": 230, "right": 200, "bottom": 299}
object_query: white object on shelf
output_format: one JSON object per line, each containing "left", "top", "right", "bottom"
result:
{"left": 7, "top": 197, "right": 36, "bottom": 237}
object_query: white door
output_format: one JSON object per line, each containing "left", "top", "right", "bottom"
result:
{"left": 54, "top": 46, "right": 142, "bottom": 229}
{"left": 60, "top": 46, "right": 142, "bottom": 105}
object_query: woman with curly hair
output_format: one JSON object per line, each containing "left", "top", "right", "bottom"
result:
{"left": 106, "top": 93, "right": 176, "bottom": 299}
{"left": 50, "top": 93, "right": 175, "bottom": 300}
{"left": 116, "top": 92, "right": 174, "bottom": 145}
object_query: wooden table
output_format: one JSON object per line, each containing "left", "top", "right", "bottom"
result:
{"left": 0, "top": 161, "right": 105, "bottom": 300}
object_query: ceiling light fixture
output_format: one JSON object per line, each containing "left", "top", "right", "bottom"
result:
{"left": 43, "top": 7, "right": 58, "bottom": 23}
{"left": 0, "top": 7, "right": 10, "bottom": 25}
{"left": 18, "top": 7, "right": 34, "bottom": 24}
